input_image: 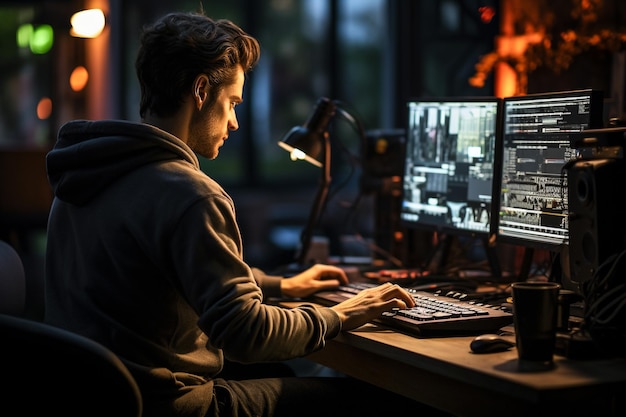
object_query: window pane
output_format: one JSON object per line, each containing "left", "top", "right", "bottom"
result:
{"left": 0, "top": 6, "right": 55, "bottom": 148}
{"left": 255, "top": 0, "right": 332, "bottom": 185}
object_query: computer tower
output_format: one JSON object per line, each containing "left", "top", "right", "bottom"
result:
{"left": 566, "top": 157, "right": 626, "bottom": 291}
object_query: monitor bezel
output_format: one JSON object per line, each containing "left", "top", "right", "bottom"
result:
{"left": 399, "top": 96, "right": 503, "bottom": 241}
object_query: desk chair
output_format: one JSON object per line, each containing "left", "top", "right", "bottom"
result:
{"left": 0, "top": 239, "right": 26, "bottom": 316}
{"left": 0, "top": 313, "right": 143, "bottom": 417}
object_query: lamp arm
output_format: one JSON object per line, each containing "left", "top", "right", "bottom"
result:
{"left": 334, "top": 101, "right": 368, "bottom": 159}
{"left": 296, "top": 132, "right": 332, "bottom": 265}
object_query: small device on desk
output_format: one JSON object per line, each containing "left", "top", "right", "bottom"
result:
{"left": 470, "top": 333, "right": 516, "bottom": 354}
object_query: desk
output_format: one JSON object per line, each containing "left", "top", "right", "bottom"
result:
{"left": 300, "top": 319, "right": 626, "bottom": 417}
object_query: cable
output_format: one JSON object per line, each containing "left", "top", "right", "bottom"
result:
{"left": 580, "top": 248, "right": 626, "bottom": 355}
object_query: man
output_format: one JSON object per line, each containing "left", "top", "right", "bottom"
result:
{"left": 45, "top": 10, "right": 447, "bottom": 417}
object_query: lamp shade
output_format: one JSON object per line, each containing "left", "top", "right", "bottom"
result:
{"left": 277, "top": 97, "right": 336, "bottom": 168}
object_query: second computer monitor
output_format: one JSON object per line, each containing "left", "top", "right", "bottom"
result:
{"left": 496, "top": 89, "right": 604, "bottom": 250}
{"left": 400, "top": 97, "right": 502, "bottom": 238}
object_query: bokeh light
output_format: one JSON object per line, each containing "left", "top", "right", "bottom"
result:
{"left": 70, "top": 66, "right": 89, "bottom": 92}
{"left": 30, "top": 24, "right": 54, "bottom": 54}
{"left": 37, "top": 97, "right": 53, "bottom": 120}
{"left": 70, "top": 9, "right": 106, "bottom": 38}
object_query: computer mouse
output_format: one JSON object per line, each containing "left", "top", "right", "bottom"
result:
{"left": 470, "top": 333, "right": 516, "bottom": 354}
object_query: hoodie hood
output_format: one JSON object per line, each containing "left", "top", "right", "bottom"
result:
{"left": 47, "top": 120, "right": 200, "bottom": 206}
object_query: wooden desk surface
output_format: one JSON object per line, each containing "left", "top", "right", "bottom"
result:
{"left": 301, "top": 320, "right": 626, "bottom": 417}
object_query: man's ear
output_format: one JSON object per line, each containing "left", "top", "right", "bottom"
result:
{"left": 193, "top": 74, "right": 210, "bottom": 110}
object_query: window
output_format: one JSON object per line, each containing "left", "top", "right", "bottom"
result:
{"left": 0, "top": 4, "right": 59, "bottom": 148}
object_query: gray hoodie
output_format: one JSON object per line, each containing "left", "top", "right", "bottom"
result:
{"left": 44, "top": 119, "right": 340, "bottom": 412}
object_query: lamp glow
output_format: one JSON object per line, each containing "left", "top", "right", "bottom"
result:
{"left": 278, "top": 141, "right": 322, "bottom": 167}
{"left": 70, "top": 9, "right": 105, "bottom": 38}
{"left": 288, "top": 148, "right": 306, "bottom": 161}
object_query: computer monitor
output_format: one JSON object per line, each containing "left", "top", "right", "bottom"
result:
{"left": 399, "top": 97, "right": 502, "bottom": 275}
{"left": 495, "top": 89, "right": 604, "bottom": 252}
{"left": 400, "top": 97, "right": 502, "bottom": 238}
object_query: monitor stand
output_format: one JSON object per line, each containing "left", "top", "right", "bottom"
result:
{"left": 424, "top": 233, "right": 502, "bottom": 280}
{"left": 516, "top": 246, "right": 566, "bottom": 283}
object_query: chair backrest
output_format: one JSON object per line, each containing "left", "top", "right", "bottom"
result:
{"left": 0, "top": 314, "right": 143, "bottom": 417}
{"left": 0, "top": 239, "right": 26, "bottom": 316}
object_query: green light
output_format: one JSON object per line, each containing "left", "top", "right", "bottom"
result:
{"left": 16, "top": 24, "right": 33, "bottom": 49}
{"left": 30, "top": 24, "right": 54, "bottom": 54}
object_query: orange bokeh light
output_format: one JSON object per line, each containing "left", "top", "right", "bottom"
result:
{"left": 37, "top": 97, "right": 53, "bottom": 120}
{"left": 70, "top": 65, "right": 89, "bottom": 91}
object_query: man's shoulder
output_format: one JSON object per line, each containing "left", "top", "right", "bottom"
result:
{"left": 138, "top": 161, "right": 228, "bottom": 200}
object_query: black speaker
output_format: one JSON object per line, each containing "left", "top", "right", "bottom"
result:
{"left": 362, "top": 129, "right": 406, "bottom": 178}
{"left": 566, "top": 158, "right": 626, "bottom": 291}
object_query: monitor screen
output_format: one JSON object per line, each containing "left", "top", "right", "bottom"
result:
{"left": 495, "top": 89, "right": 604, "bottom": 250}
{"left": 400, "top": 97, "right": 502, "bottom": 238}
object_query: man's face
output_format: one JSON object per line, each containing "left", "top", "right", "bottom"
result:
{"left": 188, "top": 66, "right": 245, "bottom": 160}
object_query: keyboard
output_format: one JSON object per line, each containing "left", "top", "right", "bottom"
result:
{"left": 312, "top": 282, "right": 513, "bottom": 337}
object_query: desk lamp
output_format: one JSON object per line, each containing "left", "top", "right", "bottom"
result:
{"left": 278, "top": 97, "right": 365, "bottom": 266}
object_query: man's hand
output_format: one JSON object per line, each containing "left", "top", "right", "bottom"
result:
{"left": 331, "top": 283, "right": 416, "bottom": 331}
{"left": 281, "top": 264, "right": 349, "bottom": 299}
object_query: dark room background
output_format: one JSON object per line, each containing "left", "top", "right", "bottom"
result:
{"left": 1, "top": 0, "right": 625, "bottom": 319}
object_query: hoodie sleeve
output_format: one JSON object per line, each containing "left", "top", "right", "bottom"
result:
{"left": 251, "top": 268, "right": 283, "bottom": 299}
{"left": 169, "top": 190, "right": 341, "bottom": 363}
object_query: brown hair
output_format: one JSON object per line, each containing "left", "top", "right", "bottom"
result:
{"left": 135, "top": 11, "right": 260, "bottom": 118}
